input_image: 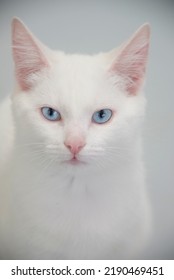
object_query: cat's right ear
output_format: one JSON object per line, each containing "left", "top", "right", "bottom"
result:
{"left": 12, "top": 17, "right": 50, "bottom": 91}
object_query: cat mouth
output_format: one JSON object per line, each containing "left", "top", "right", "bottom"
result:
{"left": 63, "top": 156, "right": 86, "bottom": 166}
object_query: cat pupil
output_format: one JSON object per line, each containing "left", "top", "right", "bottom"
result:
{"left": 99, "top": 110, "right": 105, "bottom": 118}
{"left": 48, "top": 108, "right": 54, "bottom": 116}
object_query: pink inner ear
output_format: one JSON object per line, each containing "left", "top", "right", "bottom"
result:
{"left": 111, "top": 42, "right": 149, "bottom": 95}
{"left": 124, "top": 43, "right": 149, "bottom": 95}
{"left": 13, "top": 43, "right": 48, "bottom": 91}
{"left": 12, "top": 18, "right": 49, "bottom": 91}
{"left": 109, "top": 23, "right": 150, "bottom": 96}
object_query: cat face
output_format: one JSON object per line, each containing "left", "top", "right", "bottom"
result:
{"left": 11, "top": 18, "right": 150, "bottom": 171}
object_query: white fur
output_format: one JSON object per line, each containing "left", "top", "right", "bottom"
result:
{"left": 0, "top": 19, "right": 151, "bottom": 259}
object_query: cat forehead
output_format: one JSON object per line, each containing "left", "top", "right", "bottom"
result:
{"left": 43, "top": 52, "right": 117, "bottom": 106}
{"left": 50, "top": 52, "right": 109, "bottom": 79}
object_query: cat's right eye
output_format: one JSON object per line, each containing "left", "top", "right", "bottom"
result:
{"left": 41, "top": 107, "right": 61, "bottom": 121}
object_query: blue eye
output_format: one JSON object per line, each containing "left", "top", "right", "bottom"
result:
{"left": 92, "top": 109, "right": 112, "bottom": 124}
{"left": 41, "top": 107, "right": 61, "bottom": 121}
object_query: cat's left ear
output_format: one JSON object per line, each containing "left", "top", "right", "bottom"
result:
{"left": 109, "top": 24, "right": 150, "bottom": 95}
{"left": 12, "top": 17, "right": 50, "bottom": 91}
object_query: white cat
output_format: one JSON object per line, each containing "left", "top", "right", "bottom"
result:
{"left": 0, "top": 18, "right": 151, "bottom": 259}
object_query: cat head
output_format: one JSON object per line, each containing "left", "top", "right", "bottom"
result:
{"left": 11, "top": 18, "right": 150, "bottom": 173}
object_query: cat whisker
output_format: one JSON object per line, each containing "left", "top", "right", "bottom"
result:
{"left": 16, "top": 149, "right": 46, "bottom": 160}
{"left": 35, "top": 157, "right": 57, "bottom": 183}
{"left": 15, "top": 142, "right": 46, "bottom": 149}
{"left": 106, "top": 146, "right": 131, "bottom": 152}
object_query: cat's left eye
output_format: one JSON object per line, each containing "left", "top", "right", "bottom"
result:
{"left": 92, "top": 109, "right": 112, "bottom": 124}
{"left": 41, "top": 107, "right": 61, "bottom": 121}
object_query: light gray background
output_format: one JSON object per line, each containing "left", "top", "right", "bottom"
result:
{"left": 0, "top": 0, "right": 173, "bottom": 259}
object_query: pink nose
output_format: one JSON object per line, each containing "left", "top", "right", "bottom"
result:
{"left": 64, "top": 139, "right": 86, "bottom": 155}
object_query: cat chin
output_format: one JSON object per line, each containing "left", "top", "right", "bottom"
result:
{"left": 57, "top": 157, "right": 101, "bottom": 177}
